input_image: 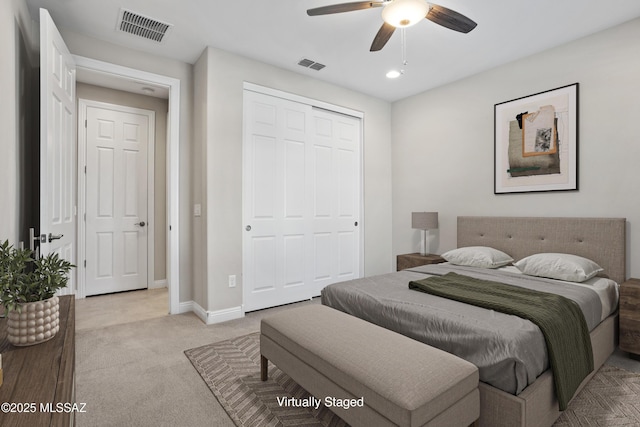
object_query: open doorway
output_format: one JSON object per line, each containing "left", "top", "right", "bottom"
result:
{"left": 73, "top": 56, "right": 181, "bottom": 315}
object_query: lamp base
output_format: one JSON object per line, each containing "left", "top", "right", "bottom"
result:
{"left": 420, "top": 229, "right": 427, "bottom": 256}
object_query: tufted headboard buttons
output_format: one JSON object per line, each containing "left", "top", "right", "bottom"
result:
{"left": 457, "top": 216, "right": 626, "bottom": 284}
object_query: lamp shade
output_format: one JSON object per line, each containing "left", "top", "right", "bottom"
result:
{"left": 412, "top": 212, "right": 438, "bottom": 230}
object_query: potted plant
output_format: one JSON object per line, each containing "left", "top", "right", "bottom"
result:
{"left": 0, "top": 240, "right": 74, "bottom": 346}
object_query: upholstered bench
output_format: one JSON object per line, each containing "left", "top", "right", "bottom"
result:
{"left": 260, "top": 304, "right": 480, "bottom": 427}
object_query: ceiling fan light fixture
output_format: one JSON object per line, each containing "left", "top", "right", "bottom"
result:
{"left": 382, "top": 0, "right": 429, "bottom": 28}
{"left": 386, "top": 69, "right": 402, "bottom": 79}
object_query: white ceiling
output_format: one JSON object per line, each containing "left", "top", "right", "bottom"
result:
{"left": 25, "top": 0, "right": 640, "bottom": 102}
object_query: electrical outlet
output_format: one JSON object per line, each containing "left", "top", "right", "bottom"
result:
{"left": 228, "top": 274, "right": 236, "bottom": 288}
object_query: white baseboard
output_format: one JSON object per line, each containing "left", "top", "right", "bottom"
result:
{"left": 150, "top": 279, "right": 168, "bottom": 289}
{"left": 179, "top": 301, "right": 244, "bottom": 325}
{"left": 179, "top": 300, "right": 207, "bottom": 323}
{"left": 206, "top": 306, "right": 244, "bottom": 324}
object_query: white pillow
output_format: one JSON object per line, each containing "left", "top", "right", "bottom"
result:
{"left": 514, "top": 253, "right": 603, "bottom": 282}
{"left": 441, "top": 246, "right": 514, "bottom": 269}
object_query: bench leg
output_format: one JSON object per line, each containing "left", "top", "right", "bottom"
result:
{"left": 261, "top": 355, "right": 268, "bottom": 381}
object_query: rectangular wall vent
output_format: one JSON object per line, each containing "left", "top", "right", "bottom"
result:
{"left": 116, "top": 9, "right": 173, "bottom": 43}
{"left": 298, "top": 58, "right": 326, "bottom": 71}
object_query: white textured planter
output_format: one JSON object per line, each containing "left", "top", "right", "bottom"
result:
{"left": 6, "top": 296, "right": 60, "bottom": 346}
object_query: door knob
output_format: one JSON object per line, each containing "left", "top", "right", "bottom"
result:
{"left": 48, "top": 233, "right": 64, "bottom": 243}
{"left": 135, "top": 221, "right": 146, "bottom": 227}
{"left": 245, "top": 225, "right": 252, "bottom": 231}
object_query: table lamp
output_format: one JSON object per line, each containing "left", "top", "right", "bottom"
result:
{"left": 412, "top": 212, "right": 438, "bottom": 256}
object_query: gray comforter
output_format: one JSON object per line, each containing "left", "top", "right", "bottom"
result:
{"left": 320, "top": 263, "right": 603, "bottom": 395}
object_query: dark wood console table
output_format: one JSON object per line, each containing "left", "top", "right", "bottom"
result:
{"left": 0, "top": 295, "right": 75, "bottom": 427}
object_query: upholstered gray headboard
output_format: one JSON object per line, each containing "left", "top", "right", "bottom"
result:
{"left": 457, "top": 216, "right": 627, "bottom": 284}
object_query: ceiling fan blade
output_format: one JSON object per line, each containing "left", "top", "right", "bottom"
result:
{"left": 426, "top": 3, "right": 477, "bottom": 33}
{"left": 307, "top": 1, "right": 384, "bottom": 16}
{"left": 370, "top": 22, "right": 396, "bottom": 52}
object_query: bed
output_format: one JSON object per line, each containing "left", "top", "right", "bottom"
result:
{"left": 321, "top": 216, "right": 626, "bottom": 427}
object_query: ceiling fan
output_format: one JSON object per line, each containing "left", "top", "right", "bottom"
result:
{"left": 307, "top": 0, "right": 477, "bottom": 51}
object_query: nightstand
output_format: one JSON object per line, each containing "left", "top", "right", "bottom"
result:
{"left": 620, "top": 278, "right": 640, "bottom": 357}
{"left": 396, "top": 253, "right": 445, "bottom": 271}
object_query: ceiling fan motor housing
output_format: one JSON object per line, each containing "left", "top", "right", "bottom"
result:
{"left": 381, "top": 0, "right": 430, "bottom": 28}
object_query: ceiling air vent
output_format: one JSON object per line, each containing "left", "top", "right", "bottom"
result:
{"left": 116, "top": 8, "right": 173, "bottom": 43}
{"left": 298, "top": 58, "right": 326, "bottom": 71}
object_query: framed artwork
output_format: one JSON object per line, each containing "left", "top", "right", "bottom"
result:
{"left": 494, "top": 83, "right": 578, "bottom": 194}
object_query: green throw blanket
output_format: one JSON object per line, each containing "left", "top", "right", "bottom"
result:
{"left": 409, "top": 272, "right": 593, "bottom": 410}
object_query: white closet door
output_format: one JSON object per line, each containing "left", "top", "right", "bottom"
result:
{"left": 309, "top": 108, "right": 361, "bottom": 296}
{"left": 243, "top": 91, "right": 361, "bottom": 312}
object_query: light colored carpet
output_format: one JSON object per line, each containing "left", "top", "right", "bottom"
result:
{"left": 76, "top": 312, "right": 237, "bottom": 426}
{"left": 75, "top": 287, "right": 169, "bottom": 331}
{"left": 75, "top": 293, "right": 320, "bottom": 426}
{"left": 185, "top": 332, "right": 640, "bottom": 427}
{"left": 76, "top": 290, "right": 639, "bottom": 427}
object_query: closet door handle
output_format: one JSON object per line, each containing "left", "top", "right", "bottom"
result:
{"left": 246, "top": 225, "right": 252, "bottom": 231}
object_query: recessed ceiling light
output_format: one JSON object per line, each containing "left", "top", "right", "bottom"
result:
{"left": 386, "top": 70, "right": 402, "bottom": 79}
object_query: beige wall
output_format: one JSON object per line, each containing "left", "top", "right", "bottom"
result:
{"left": 392, "top": 17, "right": 640, "bottom": 279}
{"left": 194, "top": 47, "right": 393, "bottom": 312}
{"left": 60, "top": 29, "right": 194, "bottom": 302}
{"left": 191, "top": 48, "right": 209, "bottom": 309}
{"left": 76, "top": 83, "right": 168, "bottom": 282}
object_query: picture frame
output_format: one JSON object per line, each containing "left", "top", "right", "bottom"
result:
{"left": 494, "top": 83, "right": 578, "bottom": 194}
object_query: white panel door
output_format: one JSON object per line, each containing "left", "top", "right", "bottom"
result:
{"left": 39, "top": 9, "right": 76, "bottom": 295}
{"left": 310, "top": 108, "right": 361, "bottom": 295}
{"left": 85, "top": 104, "right": 151, "bottom": 295}
{"left": 243, "top": 90, "right": 361, "bottom": 312}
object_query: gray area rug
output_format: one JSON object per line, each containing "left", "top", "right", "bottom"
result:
{"left": 185, "top": 332, "right": 347, "bottom": 427}
{"left": 185, "top": 332, "right": 640, "bottom": 427}
{"left": 555, "top": 364, "right": 640, "bottom": 426}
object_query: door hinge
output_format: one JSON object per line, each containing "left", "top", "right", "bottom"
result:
{"left": 84, "top": 165, "right": 87, "bottom": 174}
{"left": 84, "top": 260, "right": 86, "bottom": 268}
{"left": 84, "top": 213, "right": 86, "bottom": 221}
{"left": 85, "top": 119, "right": 87, "bottom": 128}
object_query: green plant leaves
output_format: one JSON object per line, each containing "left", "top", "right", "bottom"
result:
{"left": 0, "top": 240, "right": 74, "bottom": 311}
